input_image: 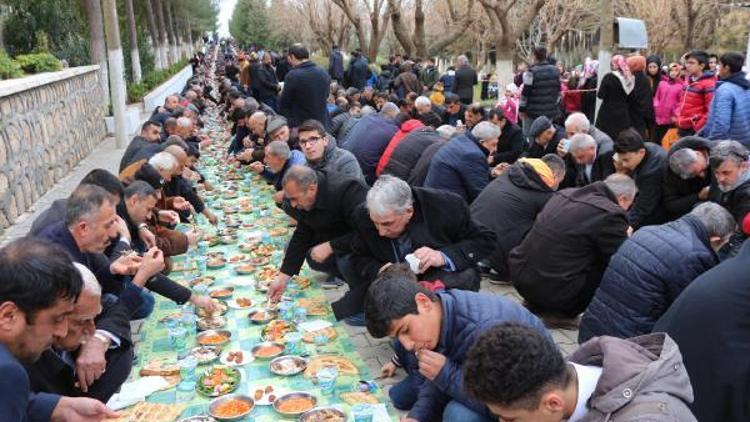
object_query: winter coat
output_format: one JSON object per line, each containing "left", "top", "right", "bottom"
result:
{"left": 424, "top": 133, "right": 490, "bottom": 203}
{"left": 596, "top": 72, "right": 632, "bottom": 141}
{"left": 279, "top": 61, "right": 331, "bottom": 129}
{"left": 409, "top": 140, "right": 446, "bottom": 187}
{"left": 628, "top": 72, "right": 657, "bottom": 140}
{"left": 439, "top": 71, "right": 455, "bottom": 93}
{"left": 453, "top": 65, "right": 478, "bottom": 104}
{"left": 419, "top": 65, "right": 439, "bottom": 89}
{"left": 328, "top": 50, "right": 344, "bottom": 81}
{"left": 624, "top": 142, "right": 669, "bottom": 229}
{"left": 560, "top": 127, "right": 615, "bottom": 189}
{"left": 581, "top": 75, "right": 598, "bottom": 123}
{"left": 259, "top": 149, "right": 306, "bottom": 191}
{"left": 347, "top": 56, "right": 370, "bottom": 90}
{"left": 524, "top": 124, "right": 565, "bottom": 159}
{"left": 676, "top": 71, "right": 716, "bottom": 132}
{"left": 700, "top": 71, "right": 750, "bottom": 147}
{"left": 341, "top": 114, "right": 399, "bottom": 184}
{"left": 253, "top": 63, "right": 279, "bottom": 100}
{"left": 492, "top": 122, "right": 525, "bottom": 164}
{"left": 393, "top": 71, "right": 422, "bottom": 99}
{"left": 654, "top": 77, "right": 685, "bottom": 126}
{"left": 307, "top": 137, "right": 364, "bottom": 182}
{"left": 470, "top": 163, "right": 555, "bottom": 276}
{"left": 408, "top": 290, "right": 551, "bottom": 422}
{"left": 280, "top": 170, "right": 368, "bottom": 276}
{"left": 579, "top": 214, "right": 718, "bottom": 343}
{"left": 713, "top": 176, "right": 750, "bottom": 254}
{"left": 509, "top": 182, "right": 629, "bottom": 314}
{"left": 350, "top": 186, "right": 496, "bottom": 284}
{"left": 662, "top": 137, "right": 713, "bottom": 219}
{"left": 519, "top": 61, "right": 561, "bottom": 119}
{"left": 381, "top": 128, "right": 444, "bottom": 181}
{"left": 375, "top": 119, "right": 424, "bottom": 177}
{"left": 569, "top": 333, "right": 697, "bottom": 422}
{"left": 654, "top": 240, "right": 750, "bottom": 422}
{"left": 119, "top": 136, "right": 153, "bottom": 172}
{"left": 330, "top": 111, "right": 352, "bottom": 139}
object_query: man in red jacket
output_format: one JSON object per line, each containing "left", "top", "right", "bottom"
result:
{"left": 676, "top": 50, "right": 716, "bottom": 136}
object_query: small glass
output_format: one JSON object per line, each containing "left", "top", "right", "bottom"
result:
{"left": 316, "top": 365, "right": 338, "bottom": 396}
{"left": 179, "top": 355, "right": 198, "bottom": 381}
{"left": 176, "top": 380, "right": 196, "bottom": 402}
{"left": 293, "top": 307, "right": 307, "bottom": 324}
{"left": 313, "top": 334, "right": 330, "bottom": 347}
{"left": 285, "top": 331, "right": 302, "bottom": 354}
{"left": 278, "top": 301, "right": 294, "bottom": 321}
{"left": 169, "top": 325, "right": 188, "bottom": 358}
{"left": 196, "top": 256, "right": 207, "bottom": 274}
{"left": 351, "top": 404, "right": 374, "bottom": 422}
{"left": 197, "top": 240, "right": 209, "bottom": 254}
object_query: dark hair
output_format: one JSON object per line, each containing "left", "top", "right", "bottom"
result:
{"left": 533, "top": 47, "right": 548, "bottom": 62}
{"left": 395, "top": 112, "right": 412, "bottom": 125}
{"left": 373, "top": 91, "right": 387, "bottom": 100}
{"left": 141, "top": 120, "right": 161, "bottom": 132}
{"left": 65, "top": 184, "right": 116, "bottom": 227}
{"left": 418, "top": 111, "right": 443, "bottom": 128}
{"left": 488, "top": 108, "right": 506, "bottom": 122}
{"left": 297, "top": 119, "right": 326, "bottom": 137}
{"left": 288, "top": 43, "right": 310, "bottom": 60}
{"left": 364, "top": 265, "right": 436, "bottom": 338}
{"left": 124, "top": 180, "right": 156, "bottom": 200}
{"left": 719, "top": 52, "right": 745, "bottom": 74}
{"left": 464, "top": 323, "right": 569, "bottom": 409}
{"left": 0, "top": 238, "right": 82, "bottom": 324}
{"left": 164, "top": 136, "right": 189, "bottom": 151}
{"left": 685, "top": 50, "right": 709, "bottom": 67}
{"left": 708, "top": 53, "right": 719, "bottom": 61}
{"left": 164, "top": 117, "right": 178, "bottom": 131}
{"left": 467, "top": 104, "right": 487, "bottom": 118}
{"left": 444, "top": 93, "right": 461, "bottom": 105}
{"left": 614, "top": 128, "right": 645, "bottom": 153}
{"left": 79, "top": 169, "right": 124, "bottom": 199}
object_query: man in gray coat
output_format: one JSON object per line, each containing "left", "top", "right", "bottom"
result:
{"left": 298, "top": 119, "right": 364, "bottom": 182}
{"left": 464, "top": 323, "right": 697, "bottom": 422}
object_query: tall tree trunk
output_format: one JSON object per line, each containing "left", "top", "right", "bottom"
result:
{"left": 164, "top": 0, "right": 180, "bottom": 63}
{"left": 143, "top": 0, "right": 163, "bottom": 69}
{"left": 153, "top": 0, "right": 170, "bottom": 66}
{"left": 84, "top": 0, "right": 110, "bottom": 107}
{"left": 185, "top": 15, "right": 194, "bottom": 58}
{"left": 102, "top": 0, "right": 128, "bottom": 147}
{"left": 125, "top": 0, "right": 142, "bottom": 83}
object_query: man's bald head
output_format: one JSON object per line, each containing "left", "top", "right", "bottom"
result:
{"left": 165, "top": 145, "right": 188, "bottom": 173}
{"left": 249, "top": 112, "right": 268, "bottom": 137}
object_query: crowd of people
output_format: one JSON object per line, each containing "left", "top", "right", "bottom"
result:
{"left": 2, "top": 38, "right": 750, "bottom": 422}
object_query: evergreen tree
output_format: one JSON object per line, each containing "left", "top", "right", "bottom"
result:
{"left": 229, "top": 0, "right": 271, "bottom": 48}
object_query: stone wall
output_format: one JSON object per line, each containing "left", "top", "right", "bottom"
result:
{"left": 0, "top": 66, "right": 106, "bottom": 229}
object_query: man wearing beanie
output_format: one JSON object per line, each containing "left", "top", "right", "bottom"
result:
{"left": 525, "top": 115, "right": 564, "bottom": 159}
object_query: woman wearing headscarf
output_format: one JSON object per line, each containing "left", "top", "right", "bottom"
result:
{"left": 626, "top": 55, "right": 657, "bottom": 141}
{"left": 595, "top": 55, "right": 633, "bottom": 141}
{"left": 579, "top": 58, "right": 598, "bottom": 122}
{"left": 653, "top": 63, "right": 686, "bottom": 143}
{"left": 646, "top": 55, "right": 665, "bottom": 97}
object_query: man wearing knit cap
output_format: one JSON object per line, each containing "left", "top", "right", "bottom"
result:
{"left": 525, "top": 115, "right": 564, "bottom": 159}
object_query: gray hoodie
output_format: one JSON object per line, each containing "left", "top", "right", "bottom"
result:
{"left": 308, "top": 137, "right": 364, "bottom": 182}
{"left": 569, "top": 333, "right": 696, "bottom": 422}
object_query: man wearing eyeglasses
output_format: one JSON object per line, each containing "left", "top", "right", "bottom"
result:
{"left": 297, "top": 119, "right": 364, "bottom": 181}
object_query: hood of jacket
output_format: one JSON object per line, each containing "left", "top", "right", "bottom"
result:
{"left": 400, "top": 119, "right": 424, "bottom": 133}
{"left": 507, "top": 162, "right": 554, "bottom": 192}
{"left": 719, "top": 71, "right": 750, "bottom": 90}
{"left": 667, "top": 136, "right": 713, "bottom": 159}
{"left": 569, "top": 333, "right": 694, "bottom": 415}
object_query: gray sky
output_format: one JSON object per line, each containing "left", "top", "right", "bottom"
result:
{"left": 217, "top": 0, "right": 238, "bottom": 38}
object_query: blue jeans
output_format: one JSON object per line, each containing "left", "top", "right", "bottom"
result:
{"left": 131, "top": 288, "right": 155, "bottom": 320}
{"left": 388, "top": 340, "right": 424, "bottom": 410}
{"left": 442, "top": 400, "right": 495, "bottom": 422}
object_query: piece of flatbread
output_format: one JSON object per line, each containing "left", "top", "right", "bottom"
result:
{"left": 107, "top": 402, "right": 186, "bottom": 422}
{"left": 139, "top": 359, "right": 180, "bottom": 377}
{"left": 340, "top": 391, "right": 380, "bottom": 405}
{"left": 304, "top": 355, "right": 359, "bottom": 377}
{"left": 296, "top": 298, "right": 328, "bottom": 316}
{"left": 302, "top": 327, "right": 338, "bottom": 344}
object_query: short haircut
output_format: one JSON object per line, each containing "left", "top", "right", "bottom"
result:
{"left": 281, "top": 165, "right": 318, "bottom": 189}
{"left": 467, "top": 103, "right": 486, "bottom": 119}
{"left": 65, "top": 184, "right": 116, "bottom": 228}
{"left": 456, "top": 55, "right": 469, "bottom": 66}
{"left": 366, "top": 175, "right": 414, "bottom": 217}
{"left": 0, "top": 239, "right": 82, "bottom": 324}
{"left": 414, "top": 96, "right": 431, "bottom": 108}
{"left": 488, "top": 108, "right": 506, "bottom": 122}
{"left": 164, "top": 117, "right": 178, "bottom": 132}
{"left": 164, "top": 135, "right": 188, "bottom": 151}
{"left": 73, "top": 262, "right": 102, "bottom": 296}
{"left": 564, "top": 112, "right": 590, "bottom": 133}
{"left": 418, "top": 111, "right": 443, "bottom": 128}
{"left": 124, "top": 180, "right": 156, "bottom": 200}
{"left": 685, "top": 50, "right": 709, "bottom": 67}
{"left": 176, "top": 116, "right": 192, "bottom": 128}
{"left": 569, "top": 133, "right": 596, "bottom": 153}
{"left": 533, "top": 47, "right": 548, "bottom": 62}
{"left": 288, "top": 43, "right": 310, "bottom": 60}
{"left": 614, "top": 128, "right": 645, "bottom": 153}
{"left": 444, "top": 93, "right": 461, "bottom": 105}
{"left": 709, "top": 140, "right": 749, "bottom": 169}
{"left": 141, "top": 120, "right": 160, "bottom": 132}
{"left": 266, "top": 140, "right": 291, "bottom": 159}
{"left": 541, "top": 154, "right": 566, "bottom": 180}
{"left": 604, "top": 173, "right": 637, "bottom": 199}
{"left": 79, "top": 169, "right": 124, "bottom": 199}
{"left": 719, "top": 51, "right": 745, "bottom": 74}
{"left": 464, "top": 323, "right": 568, "bottom": 409}
{"left": 364, "top": 265, "right": 436, "bottom": 338}
{"left": 689, "top": 202, "right": 736, "bottom": 239}
{"left": 380, "top": 102, "right": 399, "bottom": 117}
{"left": 297, "top": 119, "right": 326, "bottom": 137}
{"left": 471, "top": 121, "right": 500, "bottom": 141}
{"left": 669, "top": 148, "right": 700, "bottom": 179}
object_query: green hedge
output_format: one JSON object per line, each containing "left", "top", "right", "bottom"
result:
{"left": 127, "top": 60, "right": 188, "bottom": 104}
{"left": 15, "top": 53, "right": 63, "bottom": 73}
{"left": 0, "top": 52, "right": 24, "bottom": 80}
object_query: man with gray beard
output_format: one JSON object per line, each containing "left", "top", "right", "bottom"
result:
{"left": 709, "top": 140, "right": 750, "bottom": 256}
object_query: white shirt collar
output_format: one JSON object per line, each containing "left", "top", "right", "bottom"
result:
{"left": 567, "top": 363, "right": 603, "bottom": 422}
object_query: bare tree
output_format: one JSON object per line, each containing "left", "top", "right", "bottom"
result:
{"left": 388, "top": 0, "right": 476, "bottom": 58}
{"left": 331, "top": 0, "right": 391, "bottom": 62}
{"left": 124, "top": 0, "right": 142, "bottom": 82}
{"left": 516, "top": 0, "right": 597, "bottom": 63}
{"left": 296, "top": 0, "right": 352, "bottom": 52}
{"left": 83, "top": 0, "right": 110, "bottom": 106}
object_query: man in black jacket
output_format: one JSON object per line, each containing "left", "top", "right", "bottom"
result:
{"left": 253, "top": 52, "right": 280, "bottom": 112}
{"left": 663, "top": 136, "right": 713, "bottom": 219}
{"left": 489, "top": 108, "right": 525, "bottom": 166}
{"left": 519, "top": 47, "right": 561, "bottom": 136}
{"left": 560, "top": 133, "right": 615, "bottom": 188}
{"left": 381, "top": 127, "right": 444, "bottom": 182}
{"left": 119, "top": 121, "right": 162, "bottom": 172}
{"left": 267, "top": 166, "right": 369, "bottom": 319}
{"left": 709, "top": 140, "right": 750, "bottom": 256}
{"left": 349, "top": 175, "right": 496, "bottom": 322}
{"left": 453, "top": 55, "right": 477, "bottom": 104}
{"left": 279, "top": 43, "right": 331, "bottom": 130}
{"left": 24, "top": 264, "right": 130, "bottom": 402}
{"left": 508, "top": 174, "right": 634, "bottom": 326}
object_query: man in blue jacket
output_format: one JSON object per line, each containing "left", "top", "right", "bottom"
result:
{"left": 700, "top": 51, "right": 750, "bottom": 148}
{"left": 365, "top": 265, "right": 550, "bottom": 422}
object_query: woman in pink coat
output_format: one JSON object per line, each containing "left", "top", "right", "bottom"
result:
{"left": 653, "top": 63, "right": 686, "bottom": 143}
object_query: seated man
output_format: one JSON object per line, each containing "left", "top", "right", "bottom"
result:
{"left": 524, "top": 115, "right": 564, "bottom": 159}
{"left": 365, "top": 268, "right": 550, "bottom": 422}
{"left": 488, "top": 108, "right": 525, "bottom": 166}
{"left": 248, "top": 140, "right": 306, "bottom": 203}
{"left": 663, "top": 136, "right": 713, "bottom": 219}
{"left": 579, "top": 202, "right": 734, "bottom": 343}
{"left": 509, "top": 174, "right": 634, "bottom": 327}
{"left": 560, "top": 133, "right": 614, "bottom": 188}
{"left": 0, "top": 239, "right": 118, "bottom": 420}
{"left": 119, "top": 121, "right": 162, "bottom": 172}
{"left": 298, "top": 119, "right": 364, "bottom": 181}
{"left": 350, "top": 175, "right": 496, "bottom": 321}
{"left": 265, "top": 115, "right": 299, "bottom": 149}
{"left": 267, "top": 166, "right": 368, "bottom": 319}
{"left": 441, "top": 93, "right": 466, "bottom": 126}
{"left": 708, "top": 140, "right": 750, "bottom": 256}
{"left": 380, "top": 126, "right": 445, "bottom": 183}
{"left": 470, "top": 155, "right": 566, "bottom": 281}
{"left": 463, "top": 324, "right": 696, "bottom": 422}
{"left": 613, "top": 128, "right": 668, "bottom": 229}
{"left": 163, "top": 145, "right": 218, "bottom": 225}
{"left": 25, "top": 264, "right": 131, "bottom": 402}
{"left": 341, "top": 107, "right": 399, "bottom": 184}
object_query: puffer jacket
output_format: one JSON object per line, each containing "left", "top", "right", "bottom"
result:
{"left": 375, "top": 119, "right": 424, "bottom": 177}
{"left": 341, "top": 114, "right": 399, "bottom": 184}
{"left": 569, "top": 333, "right": 697, "bottom": 422}
{"left": 654, "top": 77, "right": 685, "bottom": 125}
{"left": 423, "top": 133, "right": 490, "bottom": 203}
{"left": 408, "top": 289, "right": 551, "bottom": 422}
{"left": 307, "top": 137, "right": 364, "bottom": 182}
{"left": 662, "top": 136, "right": 713, "bottom": 219}
{"left": 520, "top": 60, "right": 561, "bottom": 119}
{"left": 579, "top": 214, "right": 718, "bottom": 343}
{"left": 382, "top": 128, "right": 443, "bottom": 181}
{"left": 700, "top": 71, "right": 750, "bottom": 148}
{"left": 676, "top": 71, "right": 716, "bottom": 132}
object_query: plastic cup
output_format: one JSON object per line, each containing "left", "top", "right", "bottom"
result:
{"left": 351, "top": 404, "right": 374, "bottom": 422}
{"left": 293, "top": 307, "right": 307, "bottom": 324}
{"left": 176, "top": 380, "right": 196, "bottom": 402}
{"left": 316, "top": 365, "right": 338, "bottom": 396}
{"left": 179, "top": 355, "right": 198, "bottom": 381}
{"left": 197, "top": 241, "right": 209, "bottom": 254}
{"left": 169, "top": 325, "right": 188, "bottom": 357}
{"left": 285, "top": 332, "right": 302, "bottom": 354}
